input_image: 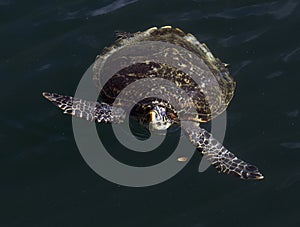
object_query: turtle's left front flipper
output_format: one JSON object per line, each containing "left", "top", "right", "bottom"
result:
{"left": 42, "top": 92, "right": 126, "bottom": 123}
{"left": 183, "top": 123, "right": 264, "bottom": 180}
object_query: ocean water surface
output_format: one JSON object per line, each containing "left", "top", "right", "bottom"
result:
{"left": 1, "top": 0, "right": 299, "bottom": 226}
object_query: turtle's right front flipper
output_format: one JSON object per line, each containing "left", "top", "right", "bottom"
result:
{"left": 42, "top": 92, "right": 125, "bottom": 123}
{"left": 183, "top": 123, "right": 264, "bottom": 180}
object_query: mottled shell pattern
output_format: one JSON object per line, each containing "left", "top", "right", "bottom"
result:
{"left": 92, "top": 26, "right": 236, "bottom": 122}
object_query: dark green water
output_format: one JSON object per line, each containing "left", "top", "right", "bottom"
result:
{"left": 1, "top": 0, "right": 300, "bottom": 226}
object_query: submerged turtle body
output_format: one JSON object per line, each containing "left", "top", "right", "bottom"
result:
{"left": 43, "top": 26, "right": 263, "bottom": 180}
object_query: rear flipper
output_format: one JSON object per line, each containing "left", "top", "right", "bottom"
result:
{"left": 42, "top": 92, "right": 125, "bottom": 123}
{"left": 184, "top": 123, "right": 264, "bottom": 180}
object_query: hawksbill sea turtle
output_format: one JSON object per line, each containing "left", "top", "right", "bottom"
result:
{"left": 43, "top": 26, "right": 264, "bottom": 180}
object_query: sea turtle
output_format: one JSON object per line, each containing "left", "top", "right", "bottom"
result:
{"left": 43, "top": 26, "right": 263, "bottom": 180}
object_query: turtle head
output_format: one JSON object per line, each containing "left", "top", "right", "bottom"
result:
{"left": 148, "top": 106, "right": 172, "bottom": 131}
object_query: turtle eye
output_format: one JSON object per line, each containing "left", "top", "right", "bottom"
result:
{"left": 155, "top": 112, "right": 162, "bottom": 120}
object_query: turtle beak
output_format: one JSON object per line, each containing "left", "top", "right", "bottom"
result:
{"left": 149, "top": 110, "right": 156, "bottom": 123}
{"left": 148, "top": 109, "right": 172, "bottom": 131}
{"left": 149, "top": 110, "right": 156, "bottom": 131}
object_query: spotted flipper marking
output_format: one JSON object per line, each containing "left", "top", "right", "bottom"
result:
{"left": 184, "top": 123, "right": 264, "bottom": 180}
{"left": 42, "top": 92, "right": 125, "bottom": 123}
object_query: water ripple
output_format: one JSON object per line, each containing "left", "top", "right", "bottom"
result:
{"left": 286, "top": 110, "right": 299, "bottom": 118}
{"left": 215, "top": 0, "right": 298, "bottom": 19}
{"left": 280, "top": 142, "right": 300, "bottom": 149}
{"left": 232, "top": 60, "right": 252, "bottom": 75}
{"left": 283, "top": 47, "right": 300, "bottom": 62}
{"left": 89, "top": 0, "right": 139, "bottom": 17}
{"left": 277, "top": 172, "right": 300, "bottom": 190}
{"left": 219, "top": 30, "right": 266, "bottom": 47}
{"left": 57, "top": 0, "right": 139, "bottom": 21}
{"left": 36, "top": 64, "right": 51, "bottom": 72}
{"left": 266, "top": 71, "right": 283, "bottom": 79}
